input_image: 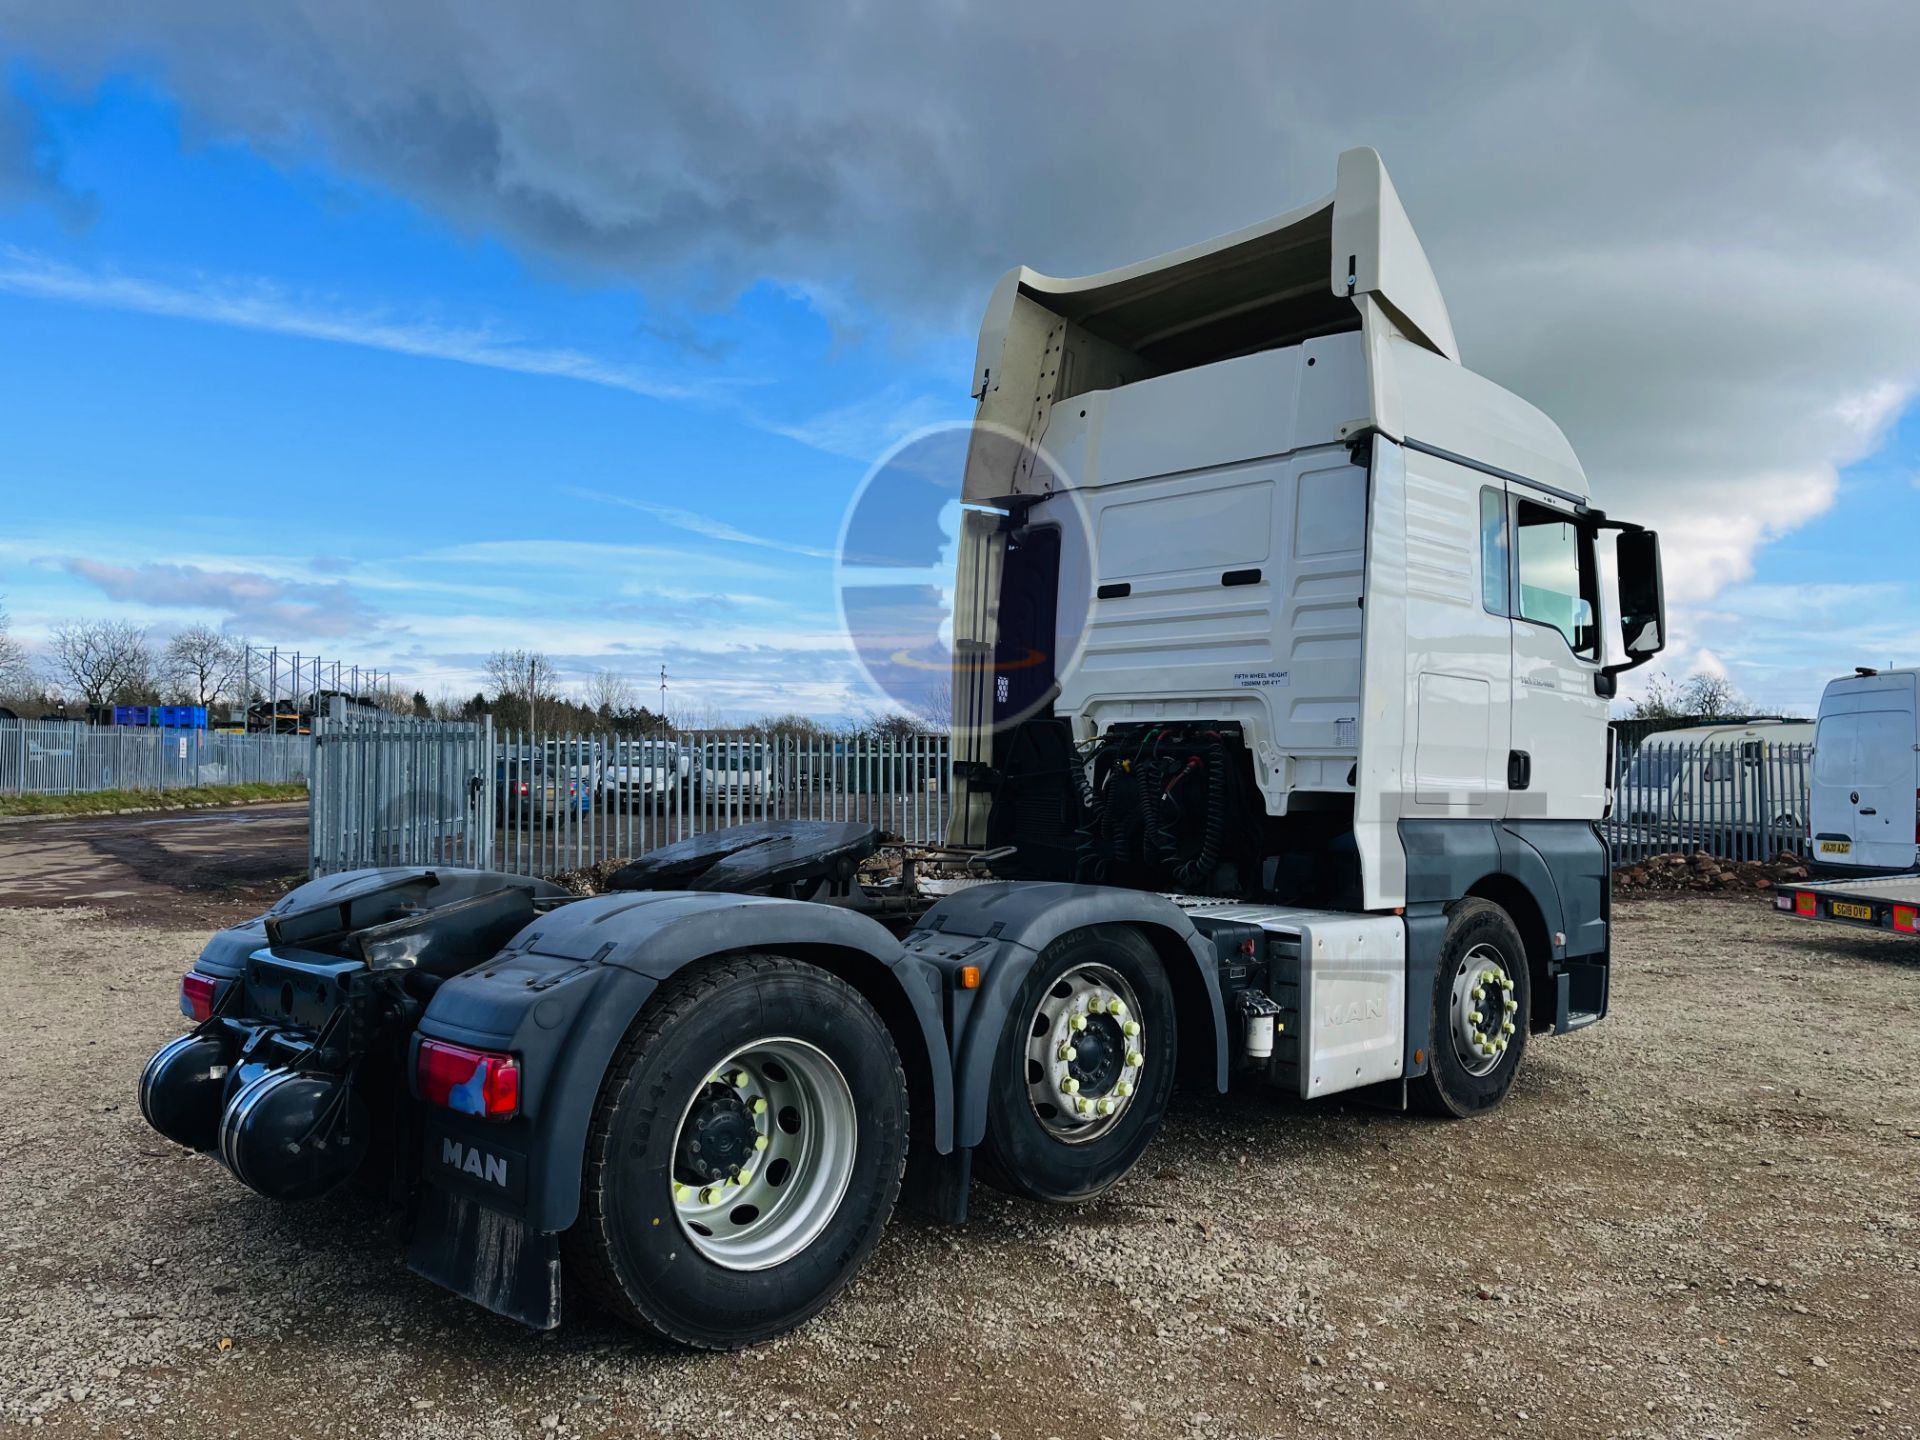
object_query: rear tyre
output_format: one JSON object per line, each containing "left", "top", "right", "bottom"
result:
{"left": 977, "top": 926, "right": 1176, "bottom": 1203}
{"left": 564, "top": 955, "right": 908, "bottom": 1348}
{"left": 1411, "top": 898, "right": 1531, "bottom": 1118}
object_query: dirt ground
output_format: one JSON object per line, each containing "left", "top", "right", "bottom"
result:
{"left": 0, "top": 837, "right": 1915, "bottom": 1438}
{"left": 0, "top": 803, "right": 306, "bottom": 925}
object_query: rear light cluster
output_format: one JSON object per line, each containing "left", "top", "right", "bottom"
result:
{"left": 1895, "top": 905, "right": 1919, "bottom": 935}
{"left": 181, "top": 971, "right": 218, "bottom": 1021}
{"left": 1794, "top": 891, "right": 1817, "bottom": 917}
{"left": 416, "top": 1039, "right": 520, "bottom": 1119}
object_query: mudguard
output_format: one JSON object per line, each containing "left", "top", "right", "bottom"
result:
{"left": 905, "top": 882, "right": 1230, "bottom": 1151}
{"left": 413, "top": 891, "right": 952, "bottom": 1237}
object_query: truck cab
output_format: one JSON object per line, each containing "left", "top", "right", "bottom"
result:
{"left": 949, "top": 146, "right": 1664, "bottom": 1036}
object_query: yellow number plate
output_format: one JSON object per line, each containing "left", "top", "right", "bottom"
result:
{"left": 1831, "top": 901, "right": 1874, "bottom": 921}
{"left": 1819, "top": 840, "right": 1852, "bottom": 855}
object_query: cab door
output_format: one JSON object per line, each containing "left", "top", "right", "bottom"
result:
{"left": 1505, "top": 490, "right": 1608, "bottom": 818}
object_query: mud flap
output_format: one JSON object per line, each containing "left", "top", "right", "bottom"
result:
{"left": 407, "top": 1185, "right": 561, "bottom": 1330}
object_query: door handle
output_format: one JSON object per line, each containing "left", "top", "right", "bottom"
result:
{"left": 1859, "top": 807, "right": 1877, "bottom": 816}
{"left": 1507, "top": 750, "right": 1531, "bottom": 790}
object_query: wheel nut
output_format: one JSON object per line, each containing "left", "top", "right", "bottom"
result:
{"left": 1097, "top": 1098, "right": 1115, "bottom": 1115}
{"left": 1109, "top": 998, "right": 1127, "bottom": 1017}
{"left": 1088, "top": 997, "right": 1105, "bottom": 1014}
{"left": 735, "top": 1168, "right": 752, "bottom": 1185}
{"left": 732, "top": 1071, "right": 750, "bottom": 1088}
{"left": 1076, "top": 1097, "right": 1093, "bottom": 1115}
{"left": 1504, "top": 1000, "right": 1518, "bottom": 1014}
{"left": 1070, "top": 1014, "right": 1088, "bottom": 1032}
{"left": 1470, "top": 1010, "right": 1483, "bottom": 1024}
{"left": 1501, "top": 1021, "right": 1515, "bottom": 1035}
{"left": 1122, "top": 1020, "right": 1140, "bottom": 1037}
{"left": 1058, "top": 1044, "right": 1077, "bottom": 1062}
{"left": 700, "top": 1186, "right": 723, "bottom": 1205}
{"left": 673, "top": 1183, "right": 692, "bottom": 1202}
{"left": 1473, "top": 986, "right": 1486, "bottom": 1001}
{"left": 753, "top": 1135, "right": 769, "bottom": 1151}
{"left": 1126, "top": 1050, "right": 1143, "bottom": 1068}
{"left": 1114, "top": 1081, "right": 1131, "bottom": 1098}
{"left": 1061, "top": 1077, "right": 1080, "bottom": 1095}
{"left": 751, "top": 1097, "right": 768, "bottom": 1116}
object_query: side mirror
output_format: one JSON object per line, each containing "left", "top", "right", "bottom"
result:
{"left": 1612, "top": 529, "right": 1665, "bottom": 671}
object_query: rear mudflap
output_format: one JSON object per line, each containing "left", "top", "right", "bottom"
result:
{"left": 407, "top": 1184, "right": 561, "bottom": 1330}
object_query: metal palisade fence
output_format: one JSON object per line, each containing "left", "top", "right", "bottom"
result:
{"left": 309, "top": 718, "right": 953, "bottom": 879}
{"left": 1603, "top": 738, "right": 1814, "bottom": 868}
{"left": 0, "top": 717, "right": 311, "bottom": 795}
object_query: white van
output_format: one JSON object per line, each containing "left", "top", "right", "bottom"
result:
{"left": 1809, "top": 669, "right": 1920, "bottom": 873}
{"left": 1620, "top": 718, "right": 1815, "bottom": 828}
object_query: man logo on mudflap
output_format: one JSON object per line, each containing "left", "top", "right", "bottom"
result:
{"left": 442, "top": 1137, "right": 508, "bottom": 1188}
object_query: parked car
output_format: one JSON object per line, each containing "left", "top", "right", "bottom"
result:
{"left": 1808, "top": 668, "right": 1920, "bottom": 874}
{"left": 494, "top": 755, "right": 589, "bottom": 827}
{"left": 601, "top": 738, "right": 689, "bottom": 810}
{"left": 696, "top": 739, "right": 777, "bottom": 806}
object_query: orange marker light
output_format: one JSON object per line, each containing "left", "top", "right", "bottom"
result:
{"left": 959, "top": 965, "right": 982, "bottom": 990}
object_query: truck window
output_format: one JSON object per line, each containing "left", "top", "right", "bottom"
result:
{"left": 1513, "top": 499, "right": 1599, "bottom": 660}
{"left": 1480, "top": 486, "right": 1509, "bottom": 616}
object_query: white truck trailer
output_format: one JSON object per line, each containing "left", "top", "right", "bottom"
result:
{"left": 136, "top": 149, "right": 1666, "bottom": 1348}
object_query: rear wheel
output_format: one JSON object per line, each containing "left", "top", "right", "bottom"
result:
{"left": 1412, "top": 899, "right": 1531, "bottom": 1118}
{"left": 564, "top": 955, "right": 908, "bottom": 1348}
{"left": 978, "top": 926, "right": 1176, "bottom": 1203}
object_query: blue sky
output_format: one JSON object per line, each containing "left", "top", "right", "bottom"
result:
{"left": 3, "top": 17, "right": 1919, "bottom": 721}
{"left": 1, "top": 70, "right": 969, "bottom": 718}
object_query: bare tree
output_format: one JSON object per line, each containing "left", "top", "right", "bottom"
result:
{"left": 46, "top": 619, "right": 155, "bottom": 706}
{"left": 584, "top": 668, "right": 636, "bottom": 717}
{"left": 159, "top": 624, "right": 243, "bottom": 708}
{"left": 1629, "top": 671, "right": 1751, "bottom": 723}
{"left": 0, "top": 604, "right": 32, "bottom": 698}
{"left": 485, "top": 648, "right": 563, "bottom": 731}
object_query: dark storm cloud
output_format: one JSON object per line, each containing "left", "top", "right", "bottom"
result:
{"left": 8, "top": 0, "right": 1920, "bottom": 621}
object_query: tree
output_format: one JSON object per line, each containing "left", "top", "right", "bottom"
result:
{"left": 159, "top": 624, "right": 242, "bottom": 708}
{"left": 752, "top": 712, "right": 829, "bottom": 737}
{"left": 1629, "top": 671, "right": 1751, "bottom": 723}
{"left": 46, "top": 619, "right": 155, "bottom": 706}
{"left": 484, "top": 649, "right": 562, "bottom": 730}
{"left": 0, "top": 604, "right": 32, "bottom": 698}
{"left": 584, "top": 668, "right": 636, "bottom": 717}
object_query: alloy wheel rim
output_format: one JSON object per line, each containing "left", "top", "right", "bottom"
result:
{"left": 1024, "top": 962, "right": 1146, "bottom": 1143}
{"left": 667, "top": 1037, "right": 857, "bottom": 1270}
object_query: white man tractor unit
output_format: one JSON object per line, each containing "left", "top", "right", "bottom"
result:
{"left": 138, "top": 149, "right": 1665, "bottom": 1348}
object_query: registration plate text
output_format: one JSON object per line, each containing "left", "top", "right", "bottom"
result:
{"left": 1819, "top": 840, "right": 1852, "bottom": 855}
{"left": 1831, "top": 901, "right": 1874, "bottom": 921}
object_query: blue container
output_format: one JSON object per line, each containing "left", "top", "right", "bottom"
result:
{"left": 113, "top": 705, "right": 151, "bottom": 727}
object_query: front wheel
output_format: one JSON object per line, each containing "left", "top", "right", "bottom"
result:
{"left": 977, "top": 925, "right": 1176, "bottom": 1204}
{"left": 1411, "top": 898, "right": 1531, "bottom": 1118}
{"left": 564, "top": 955, "right": 908, "bottom": 1348}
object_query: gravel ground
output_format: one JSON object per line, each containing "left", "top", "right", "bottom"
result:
{"left": 2, "top": 895, "right": 1917, "bottom": 1440}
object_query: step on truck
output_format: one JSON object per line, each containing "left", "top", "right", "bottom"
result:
{"left": 139, "top": 149, "right": 1667, "bottom": 1349}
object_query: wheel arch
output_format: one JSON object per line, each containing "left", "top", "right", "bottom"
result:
{"left": 911, "top": 882, "right": 1229, "bottom": 1151}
